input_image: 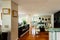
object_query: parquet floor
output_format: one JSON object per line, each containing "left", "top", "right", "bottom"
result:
{"left": 18, "top": 32, "right": 49, "bottom": 40}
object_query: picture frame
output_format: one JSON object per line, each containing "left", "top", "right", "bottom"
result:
{"left": 12, "top": 10, "right": 18, "bottom": 17}
{"left": 2, "top": 8, "right": 10, "bottom": 15}
{"left": 45, "top": 19, "right": 47, "bottom": 21}
{"left": 42, "top": 18, "right": 44, "bottom": 20}
{"left": 48, "top": 18, "right": 50, "bottom": 20}
{"left": 39, "top": 17, "right": 41, "bottom": 19}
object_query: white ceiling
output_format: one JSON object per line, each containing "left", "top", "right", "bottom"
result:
{"left": 12, "top": 0, "right": 60, "bottom": 14}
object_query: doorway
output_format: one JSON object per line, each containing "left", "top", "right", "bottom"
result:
{"left": 18, "top": 14, "right": 51, "bottom": 40}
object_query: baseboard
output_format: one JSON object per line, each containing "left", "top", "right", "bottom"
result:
{"left": 20, "top": 30, "right": 29, "bottom": 37}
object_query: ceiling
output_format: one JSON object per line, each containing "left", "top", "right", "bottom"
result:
{"left": 12, "top": 0, "right": 60, "bottom": 14}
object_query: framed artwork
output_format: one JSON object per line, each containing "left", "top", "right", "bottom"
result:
{"left": 39, "top": 17, "right": 41, "bottom": 19}
{"left": 12, "top": 10, "right": 18, "bottom": 17}
{"left": 42, "top": 18, "right": 44, "bottom": 20}
{"left": 48, "top": 18, "right": 50, "bottom": 20}
{"left": 2, "top": 8, "right": 10, "bottom": 15}
{"left": 45, "top": 19, "right": 47, "bottom": 21}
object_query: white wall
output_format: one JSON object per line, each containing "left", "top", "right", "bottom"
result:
{"left": 0, "top": 3, "right": 2, "bottom": 19}
{"left": 11, "top": 1, "right": 18, "bottom": 40}
{"left": 2, "top": 0, "right": 11, "bottom": 32}
{"left": 51, "top": 14, "right": 54, "bottom": 28}
{"left": 0, "top": 0, "right": 2, "bottom": 32}
{"left": 0, "top": 1, "right": 2, "bottom": 25}
{"left": 2, "top": 0, "right": 18, "bottom": 40}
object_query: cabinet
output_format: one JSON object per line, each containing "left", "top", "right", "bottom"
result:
{"left": 2, "top": 32, "right": 8, "bottom": 40}
{"left": 0, "top": 33, "right": 2, "bottom": 40}
{"left": 56, "top": 32, "right": 60, "bottom": 40}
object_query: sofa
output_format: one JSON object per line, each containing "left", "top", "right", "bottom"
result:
{"left": 18, "top": 24, "right": 29, "bottom": 38}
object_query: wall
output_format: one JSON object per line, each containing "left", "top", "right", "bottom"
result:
{"left": 0, "top": 0, "right": 2, "bottom": 25}
{"left": 1, "top": 0, "right": 18, "bottom": 40}
{"left": 11, "top": 1, "right": 18, "bottom": 40}
{"left": 51, "top": 14, "right": 54, "bottom": 28}
{"left": 2, "top": 0, "right": 11, "bottom": 32}
{"left": 0, "top": 0, "right": 2, "bottom": 32}
{"left": 0, "top": 3, "right": 2, "bottom": 21}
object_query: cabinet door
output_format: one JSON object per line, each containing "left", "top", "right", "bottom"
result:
{"left": 0, "top": 34, "right": 2, "bottom": 40}
{"left": 56, "top": 32, "right": 60, "bottom": 40}
{"left": 49, "top": 32, "right": 56, "bottom": 40}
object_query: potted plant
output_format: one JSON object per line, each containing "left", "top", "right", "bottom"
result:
{"left": 23, "top": 20, "right": 26, "bottom": 25}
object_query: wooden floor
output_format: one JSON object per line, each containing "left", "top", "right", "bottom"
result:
{"left": 18, "top": 32, "right": 49, "bottom": 40}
